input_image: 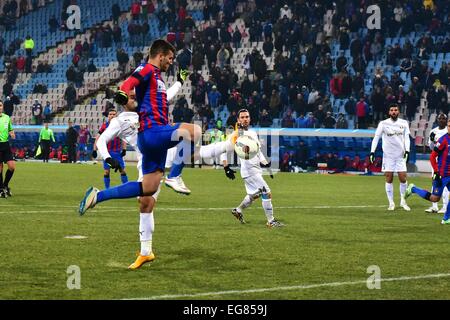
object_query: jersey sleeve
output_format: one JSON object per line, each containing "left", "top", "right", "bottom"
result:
{"left": 167, "top": 81, "right": 182, "bottom": 102}
{"left": 8, "top": 118, "right": 13, "bottom": 132}
{"left": 120, "top": 64, "right": 153, "bottom": 94}
{"left": 434, "top": 136, "right": 447, "bottom": 153}
{"left": 404, "top": 122, "right": 410, "bottom": 152}
{"left": 430, "top": 150, "right": 439, "bottom": 173}
{"left": 98, "top": 123, "right": 106, "bottom": 135}
{"left": 428, "top": 129, "right": 435, "bottom": 150}
{"left": 370, "top": 122, "right": 383, "bottom": 153}
{"left": 96, "top": 119, "right": 121, "bottom": 160}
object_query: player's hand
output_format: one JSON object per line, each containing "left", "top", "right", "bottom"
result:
{"left": 177, "top": 68, "right": 189, "bottom": 85}
{"left": 369, "top": 152, "right": 375, "bottom": 164}
{"left": 114, "top": 90, "right": 129, "bottom": 105}
{"left": 430, "top": 132, "right": 436, "bottom": 142}
{"left": 92, "top": 150, "right": 97, "bottom": 159}
{"left": 121, "top": 149, "right": 126, "bottom": 157}
{"left": 224, "top": 165, "right": 236, "bottom": 180}
{"left": 105, "top": 157, "right": 121, "bottom": 172}
{"left": 404, "top": 151, "right": 410, "bottom": 162}
{"left": 260, "top": 162, "right": 271, "bottom": 168}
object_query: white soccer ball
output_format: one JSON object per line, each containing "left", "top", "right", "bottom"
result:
{"left": 234, "top": 135, "right": 260, "bottom": 160}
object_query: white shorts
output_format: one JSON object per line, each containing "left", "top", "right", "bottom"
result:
{"left": 382, "top": 157, "right": 407, "bottom": 172}
{"left": 243, "top": 174, "right": 271, "bottom": 196}
{"left": 165, "top": 146, "right": 177, "bottom": 168}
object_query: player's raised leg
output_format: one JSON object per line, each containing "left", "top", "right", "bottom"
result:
{"left": 165, "top": 123, "right": 202, "bottom": 194}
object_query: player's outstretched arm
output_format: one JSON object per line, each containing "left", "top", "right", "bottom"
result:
{"left": 96, "top": 119, "right": 121, "bottom": 161}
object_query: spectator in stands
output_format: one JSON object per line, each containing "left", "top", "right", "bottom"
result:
{"left": 207, "top": 85, "right": 221, "bottom": 110}
{"left": 32, "top": 99, "right": 43, "bottom": 125}
{"left": 305, "top": 112, "right": 316, "bottom": 128}
{"left": 49, "top": 14, "right": 58, "bottom": 32}
{"left": 336, "top": 113, "right": 348, "bottom": 129}
{"left": 405, "top": 88, "right": 419, "bottom": 122}
{"left": 33, "top": 83, "right": 48, "bottom": 94}
{"left": 43, "top": 102, "right": 52, "bottom": 122}
{"left": 16, "top": 54, "right": 25, "bottom": 72}
{"left": 23, "top": 35, "right": 34, "bottom": 58}
{"left": 323, "top": 111, "right": 336, "bottom": 129}
{"left": 216, "top": 44, "right": 230, "bottom": 69}
{"left": 259, "top": 108, "right": 272, "bottom": 127}
{"left": 371, "top": 86, "right": 385, "bottom": 123}
{"left": 269, "top": 89, "right": 282, "bottom": 118}
{"left": 314, "top": 104, "right": 327, "bottom": 127}
{"left": 112, "top": 3, "right": 121, "bottom": 24}
{"left": 116, "top": 48, "right": 129, "bottom": 74}
{"left": 281, "top": 109, "right": 295, "bottom": 128}
{"left": 3, "top": 96, "right": 14, "bottom": 117}
{"left": 87, "top": 60, "right": 97, "bottom": 72}
{"left": 356, "top": 96, "right": 368, "bottom": 129}
{"left": 64, "top": 83, "right": 77, "bottom": 111}
{"left": 131, "top": 1, "right": 141, "bottom": 21}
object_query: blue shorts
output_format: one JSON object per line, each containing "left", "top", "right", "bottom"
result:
{"left": 103, "top": 151, "right": 125, "bottom": 170}
{"left": 78, "top": 143, "right": 87, "bottom": 152}
{"left": 138, "top": 123, "right": 181, "bottom": 174}
{"left": 431, "top": 176, "right": 450, "bottom": 197}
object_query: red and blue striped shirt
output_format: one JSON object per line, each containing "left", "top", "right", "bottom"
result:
{"left": 99, "top": 122, "right": 122, "bottom": 153}
{"left": 120, "top": 63, "right": 168, "bottom": 131}
{"left": 431, "top": 134, "right": 450, "bottom": 177}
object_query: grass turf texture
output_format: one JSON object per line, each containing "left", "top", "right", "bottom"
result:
{"left": 1, "top": 162, "right": 450, "bottom": 299}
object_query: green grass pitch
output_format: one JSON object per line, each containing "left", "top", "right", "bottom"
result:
{"left": 1, "top": 162, "right": 450, "bottom": 299}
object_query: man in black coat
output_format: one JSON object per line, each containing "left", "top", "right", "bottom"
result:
{"left": 66, "top": 120, "right": 78, "bottom": 163}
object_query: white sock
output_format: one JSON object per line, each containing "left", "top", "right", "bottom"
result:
{"left": 385, "top": 182, "right": 394, "bottom": 204}
{"left": 139, "top": 212, "right": 154, "bottom": 256}
{"left": 443, "top": 187, "right": 449, "bottom": 209}
{"left": 237, "top": 195, "right": 253, "bottom": 212}
{"left": 200, "top": 141, "right": 228, "bottom": 165}
{"left": 262, "top": 199, "right": 274, "bottom": 222}
{"left": 400, "top": 182, "right": 407, "bottom": 203}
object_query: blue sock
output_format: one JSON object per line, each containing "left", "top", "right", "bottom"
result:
{"left": 97, "top": 181, "right": 143, "bottom": 203}
{"left": 168, "top": 141, "right": 193, "bottom": 178}
{"left": 104, "top": 175, "right": 110, "bottom": 189}
{"left": 412, "top": 186, "right": 431, "bottom": 200}
{"left": 443, "top": 208, "right": 450, "bottom": 221}
{"left": 121, "top": 173, "right": 128, "bottom": 184}
{"left": 168, "top": 163, "right": 184, "bottom": 178}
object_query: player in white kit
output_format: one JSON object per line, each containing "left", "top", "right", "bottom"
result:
{"left": 425, "top": 113, "right": 449, "bottom": 213}
{"left": 223, "top": 109, "right": 284, "bottom": 228}
{"left": 369, "top": 104, "right": 411, "bottom": 211}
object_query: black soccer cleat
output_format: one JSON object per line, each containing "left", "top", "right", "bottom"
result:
{"left": 4, "top": 187, "right": 12, "bottom": 197}
{"left": 231, "top": 208, "right": 246, "bottom": 224}
{"left": 0, "top": 189, "right": 6, "bottom": 198}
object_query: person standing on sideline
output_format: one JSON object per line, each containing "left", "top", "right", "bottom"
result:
{"left": 369, "top": 104, "right": 411, "bottom": 211}
{"left": 38, "top": 122, "right": 55, "bottom": 163}
{"left": 77, "top": 124, "right": 91, "bottom": 163}
{"left": 425, "top": 113, "right": 449, "bottom": 213}
{"left": 0, "top": 101, "right": 16, "bottom": 198}
{"left": 66, "top": 120, "right": 78, "bottom": 163}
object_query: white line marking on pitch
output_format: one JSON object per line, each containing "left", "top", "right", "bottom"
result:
{"left": 0, "top": 204, "right": 387, "bottom": 212}
{"left": 124, "top": 272, "right": 450, "bottom": 300}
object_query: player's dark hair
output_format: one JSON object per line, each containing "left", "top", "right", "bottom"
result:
{"left": 108, "top": 109, "right": 117, "bottom": 114}
{"left": 389, "top": 103, "right": 399, "bottom": 109}
{"left": 149, "top": 39, "right": 176, "bottom": 58}
{"left": 237, "top": 108, "right": 249, "bottom": 118}
{"left": 438, "top": 112, "right": 448, "bottom": 119}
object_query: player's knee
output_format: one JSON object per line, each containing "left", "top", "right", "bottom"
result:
{"left": 139, "top": 196, "right": 154, "bottom": 212}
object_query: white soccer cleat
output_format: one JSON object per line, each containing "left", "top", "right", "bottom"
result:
{"left": 438, "top": 207, "right": 447, "bottom": 214}
{"left": 425, "top": 206, "right": 438, "bottom": 213}
{"left": 388, "top": 203, "right": 395, "bottom": 211}
{"left": 165, "top": 176, "right": 191, "bottom": 195}
{"left": 400, "top": 202, "right": 411, "bottom": 211}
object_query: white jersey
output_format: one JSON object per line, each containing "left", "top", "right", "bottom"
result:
{"left": 428, "top": 126, "right": 447, "bottom": 150}
{"left": 370, "top": 118, "right": 410, "bottom": 159}
{"left": 239, "top": 129, "right": 269, "bottom": 179}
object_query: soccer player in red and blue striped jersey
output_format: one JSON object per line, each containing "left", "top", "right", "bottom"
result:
{"left": 405, "top": 119, "right": 450, "bottom": 224}
{"left": 79, "top": 40, "right": 201, "bottom": 268}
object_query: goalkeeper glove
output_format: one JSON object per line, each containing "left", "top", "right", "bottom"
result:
{"left": 121, "top": 149, "right": 127, "bottom": 157}
{"left": 177, "top": 68, "right": 189, "bottom": 85}
{"left": 105, "top": 157, "right": 121, "bottom": 172}
{"left": 369, "top": 152, "right": 375, "bottom": 164}
{"left": 430, "top": 131, "right": 436, "bottom": 142}
{"left": 114, "top": 90, "right": 129, "bottom": 105}
{"left": 92, "top": 150, "right": 97, "bottom": 159}
{"left": 224, "top": 165, "right": 236, "bottom": 180}
{"left": 260, "top": 162, "right": 274, "bottom": 179}
{"left": 404, "top": 151, "right": 410, "bottom": 162}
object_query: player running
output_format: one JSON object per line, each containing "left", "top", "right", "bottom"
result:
{"left": 425, "top": 113, "right": 449, "bottom": 213}
{"left": 224, "top": 109, "right": 284, "bottom": 228}
{"left": 0, "top": 101, "right": 16, "bottom": 198}
{"left": 405, "top": 118, "right": 450, "bottom": 225}
{"left": 369, "top": 104, "right": 411, "bottom": 211}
